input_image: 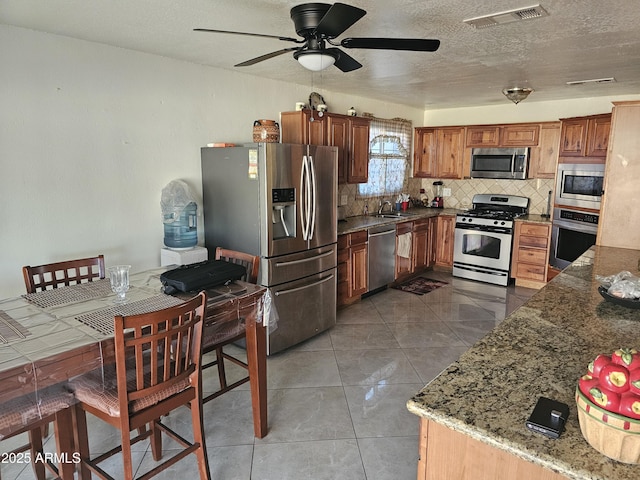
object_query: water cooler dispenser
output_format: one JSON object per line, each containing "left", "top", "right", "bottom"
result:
{"left": 160, "top": 180, "right": 208, "bottom": 266}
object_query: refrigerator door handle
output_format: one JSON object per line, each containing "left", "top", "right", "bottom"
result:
{"left": 308, "top": 155, "right": 316, "bottom": 240}
{"left": 274, "top": 250, "right": 334, "bottom": 267}
{"left": 274, "top": 274, "right": 335, "bottom": 296}
{"left": 300, "top": 155, "right": 309, "bottom": 240}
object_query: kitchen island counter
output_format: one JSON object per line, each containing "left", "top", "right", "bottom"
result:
{"left": 407, "top": 245, "right": 640, "bottom": 480}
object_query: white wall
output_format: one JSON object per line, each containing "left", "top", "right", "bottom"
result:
{"left": 0, "top": 25, "right": 423, "bottom": 298}
{"left": 423, "top": 95, "right": 640, "bottom": 126}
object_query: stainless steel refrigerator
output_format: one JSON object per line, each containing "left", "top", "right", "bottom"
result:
{"left": 201, "top": 143, "right": 338, "bottom": 354}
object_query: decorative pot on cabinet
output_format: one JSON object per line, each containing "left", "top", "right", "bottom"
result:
{"left": 253, "top": 119, "right": 280, "bottom": 143}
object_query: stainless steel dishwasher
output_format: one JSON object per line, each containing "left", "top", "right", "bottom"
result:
{"left": 368, "top": 224, "right": 396, "bottom": 291}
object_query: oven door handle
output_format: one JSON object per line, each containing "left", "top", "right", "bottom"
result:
{"left": 455, "top": 223, "right": 512, "bottom": 235}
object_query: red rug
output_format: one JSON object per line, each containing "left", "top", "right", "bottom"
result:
{"left": 392, "top": 277, "right": 448, "bottom": 295}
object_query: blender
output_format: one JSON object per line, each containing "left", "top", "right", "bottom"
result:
{"left": 431, "top": 181, "right": 444, "bottom": 208}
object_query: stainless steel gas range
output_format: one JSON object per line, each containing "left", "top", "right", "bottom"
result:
{"left": 453, "top": 194, "right": 529, "bottom": 286}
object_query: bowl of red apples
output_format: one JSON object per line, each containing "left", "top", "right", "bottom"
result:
{"left": 577, "top": 348, "right": 640, "bottom": 463}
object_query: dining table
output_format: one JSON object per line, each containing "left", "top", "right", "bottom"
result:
{"left": 0, "top": 266, "right": 269, "bottom": 479}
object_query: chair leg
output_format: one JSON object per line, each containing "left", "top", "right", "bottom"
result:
{"left": 27, "top": 428, "right": 47, "bottom": 480}
{"left": 53, "top": 407, "right": 77, "bottom": 480}
{"left": 72, "top": 404, "right": 91, "bottom": 480}
{"left": 216, "top": 347, "right": 227, "bottom": 389}
{"left": 150, "top": 419, "right": 163, "bottom": 462}
{"left": 189, "top": 399, "right": 211, "bottom": 480}
{"left": 120, "top": 427, "right": 135, "bottom": 480}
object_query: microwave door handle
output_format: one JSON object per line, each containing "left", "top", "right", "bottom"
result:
{"left": 511, "top": 153, "right": 516, "bottom": 178}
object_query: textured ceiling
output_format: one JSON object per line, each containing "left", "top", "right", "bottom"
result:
{"left": 2, "top": 0, "right": 639, "bottom": 109}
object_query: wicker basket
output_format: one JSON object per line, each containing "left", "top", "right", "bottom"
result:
{"left": 576, "top": 387, "right": 640, "bottom": 464}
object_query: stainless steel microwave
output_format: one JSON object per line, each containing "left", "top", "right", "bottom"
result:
{"left": 555, "top": 163, "right": 605, "bottom": 210}
{"left": 470, "top": 148, "right": 529, "bottom": 180}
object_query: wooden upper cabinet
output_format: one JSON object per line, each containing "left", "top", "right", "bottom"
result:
{"left": 327, "top": 115, "right": 349, "bottom": 184}
{"left": 528, "top": 122, "right": 561, "bottom": 179}
{"left": 437, "top": 128, "right": 465, "bottom": 179}
{"left": 465, "top": 124, "right": 539, "bottom": 148}
{"left": 414, "top": 127, "right": 464, "bottom": 179}
{"left": 413, "top": 128, "right": 437, "bottom": 177}
{"left": 281, "top": 111, "right": 370, "bottom": 184}
{"left": 586, "top": 114, "right": 611, "bottom": 157}
{"left": 281, "top": 110, "right": 327, "bottom": 145}
{"left": 559, "top": 118, "right": 588, "bottom": 156}
{"left": 501, "top": 124, "right": 540, "bottom": 146}
{"left": 348, "top": 116, "right": 370, "bottom": 183}
{"left": 466, "top": 126, "right": 500, "bottom": 147}
{"left": 559, "top": 113, "right": 611, "bottom": 159}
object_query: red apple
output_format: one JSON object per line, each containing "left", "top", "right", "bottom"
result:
{"left": 579, "top": 374, "right": 598, "bottom": 397}
{"left": 587, "top": 385, "right": 621, "bottom": 412}
{"left": 612, "top": 348, "right": 640, "bottom": 370}
{"left": 588, "top": 354, "right": 612, "bottom": 378}
{"left": 619, "top": 392, "right": 640, "bottom": 419}
{"left": 629, "top": 368, "right": 640, "bottom": 395}
{"left": 600, "top": 363, "right": 630, "bottom": 393}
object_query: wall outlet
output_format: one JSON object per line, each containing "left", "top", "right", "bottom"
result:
{"left": 443, "top": 187, "right": 452, "bottom": 197}
{"left": 340, "top": 194, "right": 348, "bottom": 205}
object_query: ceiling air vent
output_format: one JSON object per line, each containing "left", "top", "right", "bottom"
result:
{"left": 566, "top": 77, "right": 617, "bottom": 86}
{"left": 464, "top": 4, "right": 549, "bottom": 29}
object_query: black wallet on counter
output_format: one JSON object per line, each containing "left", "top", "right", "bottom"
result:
{"left": 525, "top": 397, "right": 569, "bottom": 439}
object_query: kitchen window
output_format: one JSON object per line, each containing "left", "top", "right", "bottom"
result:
{"left": 358, "top": 118, "right": 412, "bottom": 198}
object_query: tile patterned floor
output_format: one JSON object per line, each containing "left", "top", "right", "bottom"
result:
{"left": 3, "top": 272, "right": 536, "bottom": 480}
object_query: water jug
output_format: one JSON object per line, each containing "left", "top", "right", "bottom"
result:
{"left": 163, "top": 202, "right": 197, "bottom": 249}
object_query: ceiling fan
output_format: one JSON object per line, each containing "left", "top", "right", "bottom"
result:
{"left": 195, "top": 2, "right": 440, "bottom": 72}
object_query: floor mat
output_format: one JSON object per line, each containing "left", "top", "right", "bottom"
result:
{"left": 392, "top": 277, "right": 448, "bottom": 295}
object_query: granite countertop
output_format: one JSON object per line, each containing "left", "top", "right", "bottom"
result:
{"left": 407, "top": 245, "right": 640, "bottom": 480}
{"left": 338, "top": 207, "right": 461, "bottom": 235}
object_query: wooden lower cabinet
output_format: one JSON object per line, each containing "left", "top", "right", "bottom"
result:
{"left": 412, "top": 219, "right": 430, "bottom": 271}
{"left": 337, "top": 231, "right": 368, "bottom": 306}
{"left": 395, "top": 218, "right": 436, "bottom": 280}
{"left": 417, "top": 418, "right": 565, "bottom": 480}
{"left": 435, "top": 215, "right": 455, "bottom": 268}
{"left": 510, "top": 221, "right": 551, "bottom": 289}
{"left": 395, "top": 221, "right": 413, "bottom": 279}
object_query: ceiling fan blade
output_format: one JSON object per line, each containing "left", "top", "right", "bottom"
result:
{"left": 328, "top": 48, "right": 362, "bottom": 73}
{"left": 235, "top": 47, "right": 301, "bottom": 67}
{"left": 314, "top": 3, "right": 366, "bottom": 38}
{"left": 341, "top": 37, "right": 441, "bottom": 52}
{"left": 194, "top": 28, "right": 302, "bottom": 44}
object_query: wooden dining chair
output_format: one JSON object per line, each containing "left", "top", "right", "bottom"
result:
{"left": 23, "top": 254, "right": 106, "bottom": 293}
{"left": 200, "top": 247, "right": 260, "bottom": 404}
{"left": 0, "top": 385, "right": 76, "bottom": 480}
{"left": 69, "top": 292, "right": 210, "bottom": 480}
{"left": 12, "top": 254, "right": 105, "bottom": 478}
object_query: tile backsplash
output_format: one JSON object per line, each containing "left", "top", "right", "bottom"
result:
{"left": 338, "top": 178, "right": 554, "bottom": 216}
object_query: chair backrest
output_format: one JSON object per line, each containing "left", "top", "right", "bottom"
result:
{"left": 22, "top": 255, "right": 106, "bottom": 293}
{"left": 113, "top": 291, "right": 206, "bottom": 416}
{"left": 215, "top": 247, "right": 259, "bottom": 284}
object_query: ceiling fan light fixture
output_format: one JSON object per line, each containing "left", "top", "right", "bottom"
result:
{"left": 502, "top": 87, "right": 534, "bottom": 104}
{"left": 294, "top": 50, "right": 337, "bottom": 71}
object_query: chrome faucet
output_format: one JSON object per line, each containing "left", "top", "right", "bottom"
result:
{"left": 378, "top": 200, "right": 392, "bottom": 215}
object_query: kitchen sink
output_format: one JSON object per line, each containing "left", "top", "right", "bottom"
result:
{"left": 372, "top": 212, "right": 415, "bottom": 218}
